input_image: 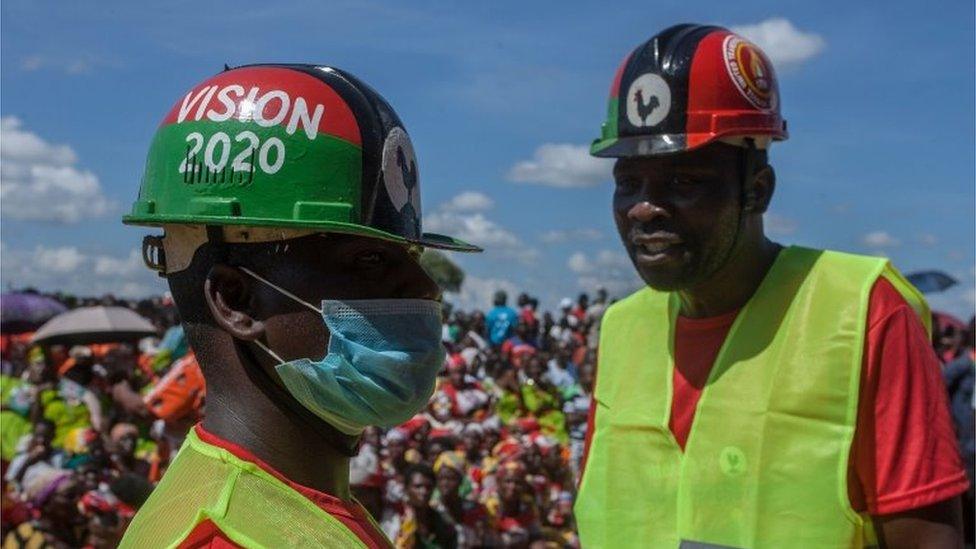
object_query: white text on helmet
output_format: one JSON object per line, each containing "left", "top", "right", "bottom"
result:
{"left": 176, "top": 85, "right": 324, "bottom": 141}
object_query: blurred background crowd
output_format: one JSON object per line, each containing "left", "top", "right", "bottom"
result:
{"left": 0, "top": 285, "right": 972, "bottom": 548}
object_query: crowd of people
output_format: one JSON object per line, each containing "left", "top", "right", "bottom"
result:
{"left": 0, "top": 287, "right": 972, "bottom": 547}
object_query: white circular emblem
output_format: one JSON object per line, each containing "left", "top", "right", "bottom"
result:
{"left": 381, "top": 127, "right": 421, "bottom": 214}
{"left": 626, "top": 73, "right": 671, "bottom": 128}
{"left": 722, "top": 35, "right": 777, "bottom": 110}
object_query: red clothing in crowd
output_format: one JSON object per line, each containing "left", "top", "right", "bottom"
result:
{"left": 584, "top": 278, "right": 969, "bottom": 516}
{"left": 179, "top": 426, "right": 391, "bottom": 549}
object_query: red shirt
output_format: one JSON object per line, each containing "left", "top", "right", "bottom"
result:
{"left": 179, "top": 426, "right": 391, "bottom": 548}
{"left": 668, "top": 278, "right": 968, "bottom": 515}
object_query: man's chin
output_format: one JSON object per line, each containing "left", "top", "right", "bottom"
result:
{"left": 636, "top": 267, "right": 694, "bottom": 292}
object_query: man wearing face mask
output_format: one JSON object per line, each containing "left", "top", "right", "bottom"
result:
{"left": 119, "top": 64, "right": 480, "bottom": 548}
{"left": 574, "top": 25, "right": 968, "bottom": 548}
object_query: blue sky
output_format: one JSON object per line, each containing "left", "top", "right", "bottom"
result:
{"left": 1, "top": 0, "right": 973, "bottom": 318}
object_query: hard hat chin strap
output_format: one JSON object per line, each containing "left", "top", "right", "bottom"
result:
{"left": 142, "top": 236, "right": 167, "bottom": 276}
{"left": 713, "top": 138, "right": 759, "bottom": 274}
{"left": 739, "top": 139, "right": 759, "bottom": 213}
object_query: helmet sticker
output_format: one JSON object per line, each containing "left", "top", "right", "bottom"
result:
{"left": 381, "top": 127, "right": 421, "bottom": 215}
{"left": 723, "top": 35, "right": 776, "bottom": 110}
{"left": 625, "top": 73, "right": 671, "bottom": 128}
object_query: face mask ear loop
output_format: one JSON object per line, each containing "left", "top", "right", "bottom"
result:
{"left": 252, "top": 338, "right": 286, "bottom": 365}
{"left": 238, "top": 266, "right": 322, "bottom": 315}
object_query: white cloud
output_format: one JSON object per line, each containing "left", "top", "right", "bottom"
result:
{"left": 766, "top": 213, "right": 797, "bottom": 236}
{"left": 426, "top": 211, "right": 518, "bottom": 248}
{"left": 539, "top": 228, "right": 603, "bottom": 244}
{"left": 31, "top": 246, "right": 87, "bottom": 273}
{"left": 507, "top": 143, "right": 612, "bottom": 188}
{"left": 449, "top": 275, "right": 521, "bottom": 311}
{"left": 947, "top": 249, "right": 967, "bottom": 262}
{"left": 568, "top": 252, "right": 590, "bottom": 274}
{"left": 730, "top": 18, "right": 826, "bottom": 68}
{"left": 924, "top": 283, "right": 976, "bottom": 320}
{"left": 0, "top": 117, "right": 116, "bottom": 223}
{"left": 426, "top": 210, "right": 538, "bottom": 263}
{"left": 19, "top": 55, "right": 96, "bottom": 75}
{"left": 65, "top": 60, "right": 92, "bottom": 75}
{"left": 428, "top": 194, "right": 539, "bottom": 263}
{"left": 21, "top": 55, "right": 44, "bottom": 71}
{"left": 441, "top": 191, "right": 494, "bottom": 212}
{"left": 1, "top": 242, "right": 164, "bottom": 298}
{"left": 566, "top": 249, "right": 642, "bottom": 297}
{"left": 1, "top": 117, "right": 77, "bottom": 165}
{"left": 569, "top": 250, "right": 632, "bottom": 274}
{"left": 862, "top": 230, "right": 900, "bottom": 248}
{"left": 93, "top": 249, "right": 144, "bottom": 278}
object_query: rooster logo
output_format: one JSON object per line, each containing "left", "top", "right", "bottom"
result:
{"left": 625, "top": 73, "right": 671, "bottom": 128}
{"left": 633, "top": 89, "right": 660, "bottom": 123}
{"left": 381, "top": 127, "right": 422, "bottom": 217}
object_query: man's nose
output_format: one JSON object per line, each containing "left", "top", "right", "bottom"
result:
{"left": 394, "top": 256, "right": 442, "bottom": 301}
{"left": 626, "top": 191, "right": 671, "bottom": 223}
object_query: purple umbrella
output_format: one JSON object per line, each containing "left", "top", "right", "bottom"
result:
{"left": 1, "top": 293, "right": 68, "bottom": 334}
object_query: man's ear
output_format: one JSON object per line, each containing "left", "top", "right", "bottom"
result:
{"left": 204, "top": 264, "right": 265, "bottom": 341}
{"left": 750, "top": 165, "right": 776, "bottom": 214}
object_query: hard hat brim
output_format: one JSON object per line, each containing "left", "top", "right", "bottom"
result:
{"left": 591, "top": 127, "right": 787, "bottom": 159}
{"left": 591, "top": 134, "right": 687, "bottom": 158}
{"left": 123, "top": 215, "right": 482, "bottom": 253}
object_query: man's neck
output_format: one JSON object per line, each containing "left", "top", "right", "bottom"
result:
{"left": 677, "top": 237, "right": 782, "bottom": 319}
{"left": 202, "top": 369, "right": 352, "bottom": 500}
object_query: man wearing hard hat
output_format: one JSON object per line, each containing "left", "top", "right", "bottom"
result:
{"left": 575, "top": 25, "right": 968, "bottom": 548}
{"left": 120, "top": 64, "right": 479, "bottom": 547}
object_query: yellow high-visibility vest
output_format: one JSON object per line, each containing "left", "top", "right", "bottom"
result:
{"left": 121, "top": 428, "right": 375, "bottom": 548}
{"left": 575, "top": 246, "right": 929, "bottom": 549}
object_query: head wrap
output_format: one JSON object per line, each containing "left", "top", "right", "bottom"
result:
{"left": 404, "top": 448, "right": 423, "bottom": 464}
{"left": 433, "top": 451, "right": 467, "bottom": 475}
{"left": 110, "top": 422, "right": 139, "bottom": 442}
{"left": 383, "top": 427, "right": 408, "bottom": 445}
{"left": 491, "top": 438, "right": 523, "bottom": 461}
{"left": 496, "top": 459, "right": 527, "bottom": 481}
{"left": 21, "top": 465, "right": 72, "bottom": 508}
{"left": 446, "top": 354, "right": 466, "bottom": 372}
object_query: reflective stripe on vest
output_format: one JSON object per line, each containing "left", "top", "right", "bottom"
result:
{"left": 575, "top": 246, "right": 928, "bottom": 549}
{"left": 120, "top": 429, "right": 370, "bottom": 548}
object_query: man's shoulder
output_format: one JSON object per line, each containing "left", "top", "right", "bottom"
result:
{"left": 784, "top": 246, "right": 890, "bottom": 281}
{"left": 780, "top": 246, "right": 930, "bottom": 320}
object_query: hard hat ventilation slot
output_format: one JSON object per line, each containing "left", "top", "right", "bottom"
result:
{"left": 182, "top": 147, "right": 254, "bottom": 186}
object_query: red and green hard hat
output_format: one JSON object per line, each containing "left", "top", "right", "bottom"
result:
{"left": 592, "top": 24, "right": 788, "bottom": 158}
{"left": 124, "top": 64, "right": 480, "bottom": 253}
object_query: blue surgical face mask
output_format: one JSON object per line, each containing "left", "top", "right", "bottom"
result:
{"left": 240, "top": 267, "right": 446, "bottom": 435}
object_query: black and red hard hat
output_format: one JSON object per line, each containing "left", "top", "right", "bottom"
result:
{"left": 591, "top": 24, "right": 788, "bottom": 157}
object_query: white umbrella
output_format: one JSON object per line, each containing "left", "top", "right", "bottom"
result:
{"left": 31, "top": 306, "right": 157, "bottom": 346}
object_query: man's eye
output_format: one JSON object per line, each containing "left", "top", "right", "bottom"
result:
{"left": 614, "top": 177, "right": 640, "bottom": 190}
{"left": 670, "top": 177, "right": 705, "bottom": 194}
